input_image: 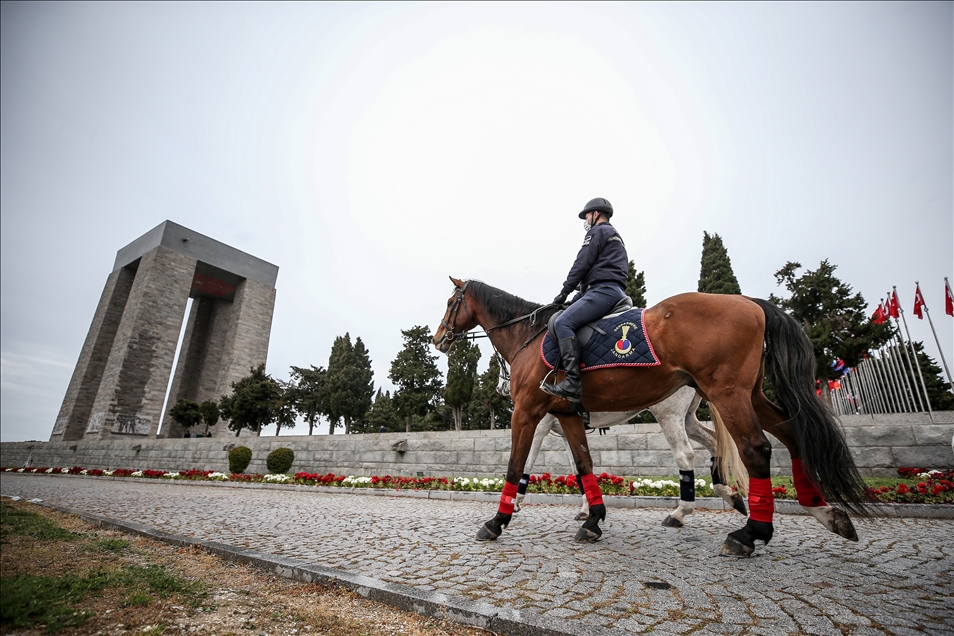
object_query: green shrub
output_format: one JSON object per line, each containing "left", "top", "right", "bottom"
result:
{"left": 228, "top": 446, "right": 252, "bottom": 474}
{"left": 266, "top": 447, "right": 294, "bottom": 474}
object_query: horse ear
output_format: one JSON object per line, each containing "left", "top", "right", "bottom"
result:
{"left": 450, "top": 276, "right": 464, "bottom": 288}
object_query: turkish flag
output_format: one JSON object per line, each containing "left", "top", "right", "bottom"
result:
{"left": 888, "top": 290, "right": 900, "bottom": 319}
{"left": 913, "top": 284, "right": 926, "bottom": 319}
{"left": 871, "top": 304, "right": 885, "bottom": 324}
{"left": 946, "top": 279, "right": 953, "bottom": 316}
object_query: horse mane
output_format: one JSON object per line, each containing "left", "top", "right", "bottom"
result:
{"left": 467, "top": 280, "right": 560, "bottom": 328}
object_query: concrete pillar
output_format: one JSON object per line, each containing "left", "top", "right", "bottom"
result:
{"left": 51, "top": 267, "right": 136, "bottom": 441}
{"left": 161, "top": 295, "right": 236, "bottom": 438}
{"left": 86, "top": 246, "right": 196, "bottom": 438}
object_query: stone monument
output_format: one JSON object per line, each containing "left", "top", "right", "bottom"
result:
{"left": 50, "top": 221, "right": 279, "bottom": 441}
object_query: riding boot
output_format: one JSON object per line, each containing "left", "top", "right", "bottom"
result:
{"left": 541, "top": 337, "right": 582, "bottom": 402}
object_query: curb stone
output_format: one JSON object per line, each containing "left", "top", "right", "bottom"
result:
{"left": 7, "top": 496, "right": 631, "bottom": 636}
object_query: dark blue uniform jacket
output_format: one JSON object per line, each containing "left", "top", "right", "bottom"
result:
{"left": 560, "top": 223, "right": 628, "bottom": 297}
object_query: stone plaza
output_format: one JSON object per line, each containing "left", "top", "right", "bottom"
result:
{"left": 2, "top": 473, "right": 951, "bottom": 635}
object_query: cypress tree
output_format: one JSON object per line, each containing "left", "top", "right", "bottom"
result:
{"left": 325, "top": 334, "right": 375, "bottom": 434}
{"left": 625, "top": 261, "right": 647, "bottom": 307}
{"left": 698, "top": 232, "right": 741, "bottom": 295}
{"left": 366, "top": 388, "right": 402, "bottom": 433}
{"left": 389, "top": 325, "right": 444, "bottom": 432}
{"left": 469, "top": 355, "right": 514, "bottom": 430}
{"left": 444, "top": 339, "right": 482, "bottom": 431}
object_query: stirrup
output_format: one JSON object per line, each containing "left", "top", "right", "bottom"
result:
{"left": 539, "top": 380, "right": 581, "bottom": 402}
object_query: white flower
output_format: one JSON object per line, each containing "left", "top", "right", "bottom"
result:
{"left": 45, "top": 468, "right": 54, "bottom": 474}
{"left": 342, "top": 476, "right": 372, "bottom": 486}
{"left": 103, "top": 470, "right": 114, "bottom": 476}
{"left": 264, "top": 474, "right": 291, "bottom": 483}
{"left": 131, "top": 470, "right": 144, "bottom": 478}
{"left": 162, "top": 472, "right": 177, "bottom": 479}
{"left": 207, "top": 472, "right": 228, "bottom": 481}
{"left": 80, "top": 469, "right": 88, "bottom": 475}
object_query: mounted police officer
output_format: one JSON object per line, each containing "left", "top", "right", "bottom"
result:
{"left": 541, "top": 197, "right": 629, "bottom": 402}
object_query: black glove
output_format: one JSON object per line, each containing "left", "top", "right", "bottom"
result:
{"left": 553, "top": 292, "right": 568, "bottom": 305}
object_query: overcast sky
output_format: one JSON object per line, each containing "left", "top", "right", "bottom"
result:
{"left": 2, "top": 2, "right": 951, "bottom": 442}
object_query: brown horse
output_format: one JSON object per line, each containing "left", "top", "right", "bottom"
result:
{"left": 433, "top": 278, "right": 871, "bottom": 557}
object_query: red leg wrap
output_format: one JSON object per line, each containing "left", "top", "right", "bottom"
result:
{"left": 748, "top": 477, "right": 775, "bottom": 523}
{"left": 580, "top": 473, "right": 604, "bottom": 507}
{"left": 792, "top": 458, "right": 828, "bottom": 508}
{"left": 498, "top": 481, "right": 519, "bottom": 515}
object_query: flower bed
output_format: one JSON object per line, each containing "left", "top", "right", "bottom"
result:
{"left": 3, "top": 466, "right": 951, "bottom": 504}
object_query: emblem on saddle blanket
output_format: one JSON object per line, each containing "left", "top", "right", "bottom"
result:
{"left": 541, "top": 308, "right": 660, "bottom": 371}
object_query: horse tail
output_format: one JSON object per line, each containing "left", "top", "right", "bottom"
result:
{"left": 749, "top": 297, "right": 873, "bottom": 517}
{"left": 711, "top": 404, "right": 749, "bottom": 496}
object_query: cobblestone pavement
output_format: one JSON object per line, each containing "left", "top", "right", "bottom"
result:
{"left": 3, "top": 474, "right": 952, "bottom": 635}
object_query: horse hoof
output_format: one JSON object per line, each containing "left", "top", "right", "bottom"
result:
{"left": 730, "top": 494, "right": 748, "bottom": 516}
{"left": 476, "top": 524, "right": 499, "bottom": 541}
{"left": 574, "top": 527, "right": 602, "bottom": 543}
{"left": 661, "top": 515, "right": 683, "bottom": 528}
{"left": 720, "top": 535, "right": 754, "bottom": 557}
{"left": 574, "top": 512, "right": 588, "bottom": 521}
{"left": 830, "top": 508, "right": 859, "bottom": 542}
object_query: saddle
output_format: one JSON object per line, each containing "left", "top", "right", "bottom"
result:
{"left": 546, "top": 296, "right": 635, "bottom": 347}
{"left": 542, "top": 298, "right": 660, "bottom": 372}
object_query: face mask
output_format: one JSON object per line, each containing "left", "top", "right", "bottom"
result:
{"left": 583, "top": 213, "right": 593, "bottom": 232}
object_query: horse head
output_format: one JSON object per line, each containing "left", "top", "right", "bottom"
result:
{"left": 433, "top": 276, "right": 479, "bottom": 353}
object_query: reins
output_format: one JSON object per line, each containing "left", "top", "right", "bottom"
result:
{"left": 437, "top": 282, "right": 558, "bottom": 364}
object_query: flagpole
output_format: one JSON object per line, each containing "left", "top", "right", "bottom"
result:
{"left": 844, "top": 370, "right": 861, "bottom": 414}
{"left": 854, "top": 362, "right": 872, "bottom": 413}
{"left": 882, "top": 343, "right": 908, "bottom": 411}
{"left": 897, "top": 285, "right": 933, "bottom": 414}
{"left": 860, "top": 357, "right": 885, "bottom": 414}
{"left": 888, "top": 289, "right": 925, "bottom": 411}
{"left": 889, "top": 341, "right": 916, "bottom": 412}
{"left": 917, "top": 280, "right": 953, "bottom": 393}
{"left": 875, "top": 352, "right": 899, "bottom": 412}
{"left": 894, "top": 334, "right": 923, "bottom": 412}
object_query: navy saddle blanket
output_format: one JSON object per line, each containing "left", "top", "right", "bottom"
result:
{"left": 541, "top": 308, "right": 660, "bottom": 371}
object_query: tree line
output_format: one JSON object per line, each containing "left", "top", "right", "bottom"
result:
{"left": 168, "top": 232, "right": 953, "bottom": 436}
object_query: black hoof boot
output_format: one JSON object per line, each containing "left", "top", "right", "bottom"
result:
{"left": 720, "top": 519, "right": 774, "bottom": 557}
{"left": 661, "top": 514, "right": 684, "bottom": 528}
{"left": 476, "top": 513, "right": 510, "bottom": 541}
{"left": 574, "top": 504, "right": 605, "bottom": 543}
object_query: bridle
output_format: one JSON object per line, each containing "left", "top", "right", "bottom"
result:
{"left": 436, "top": 281, "right": 556, "bottom": 360}
{"left": 437, "top": 281, "right": 474, "bottom": 348}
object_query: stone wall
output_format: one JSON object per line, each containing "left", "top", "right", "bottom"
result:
{"left": 5, "top": 412, "right": 952, "bottom": 478}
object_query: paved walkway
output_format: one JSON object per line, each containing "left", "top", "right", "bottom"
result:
{"left": 3, "top": 474, "right": 952, "bottom": 635}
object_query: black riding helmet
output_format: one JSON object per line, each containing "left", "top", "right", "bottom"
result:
{"left": 578, "top": 197, "right": 613, "bottom": 219}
